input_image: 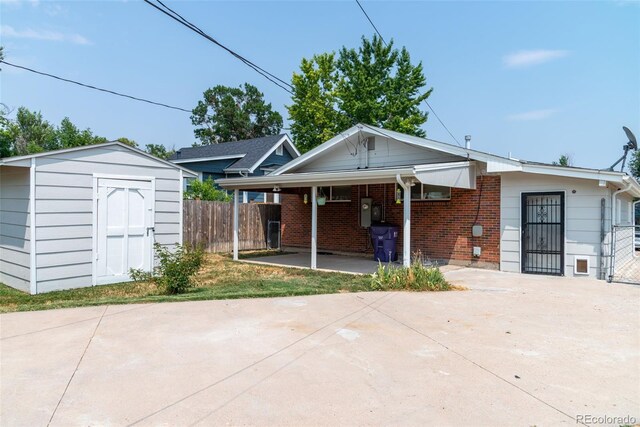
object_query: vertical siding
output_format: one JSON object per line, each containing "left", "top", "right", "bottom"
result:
{"left": 500, "top": 172, "right": 611, "bottom": 278}
{"left": 31, "top": 145, "right": 183, "bottom": 293}
{"left": 0, "top": 165, "right": 31, "bottom": 292}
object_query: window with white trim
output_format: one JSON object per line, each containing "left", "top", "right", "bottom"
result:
{"left": 318, "top": 186, "right": 351, "bottom": 202}
{"left": 275, "top": 144, "right": 283, "bottom": 156}
{"left": 396, "top": 183, "right": 451, "bottom": 201}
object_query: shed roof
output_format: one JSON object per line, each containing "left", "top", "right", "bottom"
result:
{"left": 0, "top": 141, "right": 198, "bottom": 176}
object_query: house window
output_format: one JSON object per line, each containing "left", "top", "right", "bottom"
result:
{"left": 276, "top": 145, "right": 283, "bottom": 156}
{"left": 397, "top": 183, "right": 451, "bottom": 201}
{"left": 318, "top": 185, "right": 351, "bottom": 202}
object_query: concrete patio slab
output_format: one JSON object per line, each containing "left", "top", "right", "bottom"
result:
{"left": 1, "top": 269, "right": 638, "bottom": 426}
{"left": 242, "top": 252, "right": 459, "bottom": 275}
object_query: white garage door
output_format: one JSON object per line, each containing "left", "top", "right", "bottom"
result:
{"left": 96, "top": 178, "right": 154, "bottom": 285}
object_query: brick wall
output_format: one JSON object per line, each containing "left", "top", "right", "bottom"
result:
{"left": 280, "top": 175, "right": 501, "bottom": 267}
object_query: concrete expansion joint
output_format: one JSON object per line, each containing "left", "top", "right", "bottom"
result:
{"left": 47, "top": 305, "right": 109, "bottom": 427}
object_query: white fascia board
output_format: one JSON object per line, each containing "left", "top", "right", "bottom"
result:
{"left": 519, "top": 163, "right": 629, "bottom": 183}
{"left": 0, "top": 141, "right": 199, "bottom": 177}
{"left": 271, "top": 126, "right": 363, "bottom": 175}
{"left": 172, "top": 154, "right": 244, "bottom": 164}
{"left": 247, "top": 135, "right": 290, "bottom": 173}
{"left": 218, "top": 167, "right": 415, "bottom": 189}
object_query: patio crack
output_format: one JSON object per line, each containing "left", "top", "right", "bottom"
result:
{"left": 369, "top": 303, "right": 585, "bottom": 426}
{"left": 127, "top": 293, "right": 395, "bottom": 426}
{"left": 46, "top": 305, "right": 108, "bottom": 427}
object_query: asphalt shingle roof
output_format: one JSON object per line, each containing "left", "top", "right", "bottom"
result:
{"left": 170, "top": 134, "right": 287, "bottom": 171}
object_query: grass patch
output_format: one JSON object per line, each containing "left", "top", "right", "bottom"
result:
{"left": 0, "top": 252, "right": 453, "bottom": 313}
{"left": 0, "top": 253, "right": 372, "bottom": 313}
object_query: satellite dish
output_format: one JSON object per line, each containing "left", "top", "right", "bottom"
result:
{"left": 623, "top": 126, "right": 637, "bottom": 150}
{"left": 607, "top": 126, "right": 638, "bottom": 171}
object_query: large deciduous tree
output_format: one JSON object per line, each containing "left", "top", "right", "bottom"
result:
{"left": 288, "top": 35, "right": 431, "bottom": 152}
{"left": 191, "top": 83, "right": 283, "bottom": 145}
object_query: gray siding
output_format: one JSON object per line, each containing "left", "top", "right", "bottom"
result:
{"left": 32, "top": 145, "right": 183, "bottom": 293}
{"left": 0, "top": 166, "right": 31, "bottom": 292}
{"left": 296, "top": 137, "right": 463, "bottom": 173}
{"left": 500, "top": 172, "right": 613, "bottom": 278}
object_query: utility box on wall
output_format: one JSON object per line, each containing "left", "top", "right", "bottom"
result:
{"left": 361, "top": 198, "right": 372, "bottom": 228}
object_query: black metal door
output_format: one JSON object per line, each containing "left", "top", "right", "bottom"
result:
{"left": 521, "top": 192, "right": 564, "bottom": 275}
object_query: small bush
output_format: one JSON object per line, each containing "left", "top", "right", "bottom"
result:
{"left": 184, "top": 177, "right": 231, "bottom": 202}
{"left": 371, "top": 257, "right": 450, "bottom": 291}
{"left": 130, "top": 243, "right": 204, "bottom": 294}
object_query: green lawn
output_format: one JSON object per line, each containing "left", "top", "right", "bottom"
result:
{"left": 0, "top": 253, "right": 373, "bottom": 313}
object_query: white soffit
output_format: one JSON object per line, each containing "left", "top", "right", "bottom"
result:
{"left": 413, "top": 161, "right": 476, "bottom": 189}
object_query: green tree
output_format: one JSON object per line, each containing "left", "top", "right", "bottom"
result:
{"left": 184, "top": 178, "right": 231, "bottom": 202}
{"left": 57, "top": 117, "right": 107, "bottom": 148}
{"left": 628, "top": 150, "right": 640, "bottom": 178}
{"left": 6, "top": 107, "right": 58, "bottom": 155}
{"left": 191, "top": 83, "right": 283, "bottom": 145}
{"left": 115, "top": 137, "right": 138, "bottom": 148}
{"left": 552, "top": 154, "right": 571, "bottom": 167}
{"left": 145, "top": 143, "right": 175, "bottom": 160}
{"left": 288, "top": 35, "right": 431, "bottom": 152}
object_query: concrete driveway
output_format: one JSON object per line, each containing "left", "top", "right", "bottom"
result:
{"left": 1, "top": 269, "right": 639, "bottom": 426}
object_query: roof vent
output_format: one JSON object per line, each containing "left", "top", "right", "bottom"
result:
{"left": 465, "top": 135, "right": 471, "bottom": 149}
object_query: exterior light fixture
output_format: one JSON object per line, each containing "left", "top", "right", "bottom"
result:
{"left": 303, "top": 193, "right": 308, "bottom": 204}
{"left": 273, "top": 185, "right": 281, "bottom": 192}
{"left": 396, "top": 187, "right": 402, "bottom": 204}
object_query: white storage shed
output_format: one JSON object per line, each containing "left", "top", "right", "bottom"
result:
{"left": 0, "top": 142, "right": 196, "bottom": 294}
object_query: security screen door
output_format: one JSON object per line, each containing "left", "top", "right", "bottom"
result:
{"left": 521, "top": 192, "right": 564, "bottom": 275}
{"left": 96, "top": 178, "right": 154, "bottom": 285}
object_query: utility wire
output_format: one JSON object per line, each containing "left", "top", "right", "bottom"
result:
{"left": 353, "top": 0, "right": 463, "bottom": 147}
{"left": 143, "top": 0, "right": 293, "bottom": 95}
{"left": 0, "top": 60, "right": 192, "bottom": 113}
{"left": 355, "top": 0, "right": 386, "bottom": 45}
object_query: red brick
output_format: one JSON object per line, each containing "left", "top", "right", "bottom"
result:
{"left": 280, "top": 176, "right": 501, "bottom": 267}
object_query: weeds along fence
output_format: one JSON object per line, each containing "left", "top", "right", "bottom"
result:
{"left": 183, "top": 200, "right": 281, "bottom": 253}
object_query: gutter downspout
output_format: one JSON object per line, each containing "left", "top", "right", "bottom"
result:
{"left": 609, "top": 178, "right": 633, "bottom": 282}
{"left": 396, "top": 174, "right": 411, "bottom": 267}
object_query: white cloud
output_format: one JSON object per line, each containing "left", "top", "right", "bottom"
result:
{"left": 0, "top": 25, "right": 90, "bottom": 45}
{"left": 507, "top": 109, "right": 559, "bottom": 121}
{"left": 503, "top": 50, "right": 569, "bottom": 68}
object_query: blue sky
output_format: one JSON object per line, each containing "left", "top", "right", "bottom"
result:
{"left": 1, "top": 0, "right": 639, "bottom": 169}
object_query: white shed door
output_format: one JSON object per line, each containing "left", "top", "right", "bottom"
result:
{"left": 96, "top": 178, "right": 154, "bottom": 285}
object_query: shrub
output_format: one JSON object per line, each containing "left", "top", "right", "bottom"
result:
{"left": 184, "top": 177, "right": 231, "bottom": 202}
{"left": 130, "top": 243, "right": 204, "bottom": 294}
{"left": 371, "top": 257, "right": 450, "bottom": 291}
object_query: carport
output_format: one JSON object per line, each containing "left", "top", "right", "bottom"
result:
{"left": 218, "top": 160, "right": 477, "bottom": 269}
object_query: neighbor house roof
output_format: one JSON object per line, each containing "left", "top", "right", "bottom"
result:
{"left": 217, "top": 123, "right": 640, "bottom": 197}
{"left": 169, "top": 134, "right": 300, "bottom": 173}
{"left": 0, "top": 141, "right": 198, "bottom": 176}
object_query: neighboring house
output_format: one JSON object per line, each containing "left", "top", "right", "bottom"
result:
{"left": 168, "top": 134, "right": 300, "bottom": 203}
{"left": 0, "top": 142, "right": 196, "bottom": 294}
{"left": 218, "top": 123, "right": 640, "bottom": 279}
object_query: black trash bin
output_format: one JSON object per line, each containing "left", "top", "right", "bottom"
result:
{"left": 370, "top": 225, "right": 399, "bottom": 262}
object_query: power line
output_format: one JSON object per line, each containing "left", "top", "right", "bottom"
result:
{"left": 355, "top": 0, "right": 386, "bottom": 45}
{"left": 0, "top": 60, "right": 192, "bottom": 113}
{"left": 353, "top": 0, "right": 463, "bottom": 147}
{"left": 143, "top": 0, "right": 294, "bottom": 95}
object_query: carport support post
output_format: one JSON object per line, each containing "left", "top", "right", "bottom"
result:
{"left": 403, "top": 182, "right": 411, "bottom": 267}
{"left": 396, "top": 174, "right": 411, "bottom": 267}
{"left": 311, "top": 186, "right": 317, "bottom": 269}
{"left": 233, "top": 189, "right": 239, "bottom": 261}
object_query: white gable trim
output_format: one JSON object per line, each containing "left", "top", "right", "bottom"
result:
{"left": 272, "top": 124, "right": 522, "bottom": 176}
{"left": 1, "top": 141, "right": 198, "bottom": 177}
{"left": 225, "top": 135, "right": 301, "bottom": 173}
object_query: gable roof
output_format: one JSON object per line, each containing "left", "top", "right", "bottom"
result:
{"left": 170, "top": 134, "right": 300, "bottom": 173}
{"left": 0, "top": 141, "right": 198, "bottom": 176}
{"left": 216, "top": 123, "right": 640, "bottom": 197}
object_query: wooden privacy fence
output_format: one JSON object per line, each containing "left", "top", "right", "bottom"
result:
{"left": 182, "top": 200, "right": 281, "bottom": 253}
